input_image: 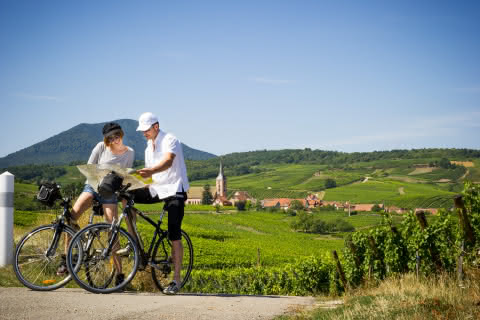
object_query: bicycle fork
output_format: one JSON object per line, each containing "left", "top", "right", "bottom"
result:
{"left": 44, "top": 224, "right": 63, "bottom": 259}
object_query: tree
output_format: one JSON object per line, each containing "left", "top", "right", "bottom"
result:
{"left": 325, "top": 178, "right": 337, "bottom": 189}
{"left": 289, "top": 200, "right": 305, "bottom": 211}
{"left": 291, "top": 211, "right": 314, "bottom": 232}
{"left": 235, "top": 200, "right": 246, "bottom": 211}
{"left": 201, "top": 184, "right": 213, "bottom": 205}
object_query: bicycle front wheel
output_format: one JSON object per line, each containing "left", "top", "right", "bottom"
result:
{"left": 67, "top": 223, "right": 139, "bottom": 294}
{"left": 151, "top": 230, "right": 193, "bottom": 291}
{"left": 14, "top": 224, "right": 78, "bottom": 291}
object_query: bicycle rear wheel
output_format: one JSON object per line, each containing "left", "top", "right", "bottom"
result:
{"left": 67, "top": 223, "right": 139, "bottom": 294}
{"left": 151, "top": 230, "right": 193, "bottom": 291}
{"left": 14, "top": 224, "right": 79, "bottom": 291}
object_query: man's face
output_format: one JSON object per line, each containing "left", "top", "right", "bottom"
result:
{"left": 143, "top": 123, "right": 159, "bottom": 140}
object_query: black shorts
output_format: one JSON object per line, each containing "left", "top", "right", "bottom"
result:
{"left": 130, "top": 187, "right": 186, "bottom": 241}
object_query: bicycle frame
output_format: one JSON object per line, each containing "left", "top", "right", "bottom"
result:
{"left": 102, "top": 195, "right": 169, "bottom": 269}
{"left": 45, "top": 198, "right": 73, "bottom": 258}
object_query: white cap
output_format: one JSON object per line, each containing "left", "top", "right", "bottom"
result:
{"left": 136, "top": 112, "right": 159, "bottom": 131}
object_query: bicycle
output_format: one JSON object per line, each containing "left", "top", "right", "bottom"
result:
{"left": 13, "top": 183, "right": 105, "bottom": 291}
{"left": 66, "top": 183, "right": 194, "bottom": 294}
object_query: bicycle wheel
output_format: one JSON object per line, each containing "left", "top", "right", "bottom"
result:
{"left": 151, "top": 230, "right": 193, "bottom": 291}
{"left": 67, "top": 223, "right": 139, "bottom": 294}
{"left": 14, "top": 224, "right": 79, "bottom": 291}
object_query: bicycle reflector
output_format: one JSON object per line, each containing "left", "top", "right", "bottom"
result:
{"left": 98, "top": 171, "right": 124, "bottom": 198}
{"left": 42, "top": 279, "right": 56, "bottom": 285}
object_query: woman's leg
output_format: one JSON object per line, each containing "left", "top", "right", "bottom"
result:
{"left": 71, "top": 192, "right": 94, "bottom": 221}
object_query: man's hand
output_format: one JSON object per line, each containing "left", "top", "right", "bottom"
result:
{"left": 137, "top": 168, "right": 155, "bottom": 178}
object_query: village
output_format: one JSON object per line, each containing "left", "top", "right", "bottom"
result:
{"left": 185, "top": 163, "right": 440, "bottom": 215}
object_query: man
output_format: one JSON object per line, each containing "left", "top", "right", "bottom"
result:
{"left": 131, "top": 112, "right": 189, "bottom": 295}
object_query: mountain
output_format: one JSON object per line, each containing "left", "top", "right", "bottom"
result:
{"left": 0, "top": 119, "right": 216, "bottom": 167}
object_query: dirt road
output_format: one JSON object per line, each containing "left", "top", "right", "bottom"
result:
{"left": 0, "top": 287, "right": 317, "bottom": 320}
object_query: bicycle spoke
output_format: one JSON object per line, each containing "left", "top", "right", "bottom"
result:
{"left": 67, "top": 223, "right": 138, "bottom": 294}
{"left": 14, "top": 225, "right": 74, "bottom": 290}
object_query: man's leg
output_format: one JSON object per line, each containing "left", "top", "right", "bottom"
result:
{"left": 171, "top": 239, "right": 183, "bottom": 285}
{"left": 164, "top": 197, "right": 185, "bottom": 294}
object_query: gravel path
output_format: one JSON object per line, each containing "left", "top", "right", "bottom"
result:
{"left": 0, "top": 287, "right": 317, "bottom": 320}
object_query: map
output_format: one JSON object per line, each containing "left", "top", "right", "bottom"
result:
{"left": 76, "top": 164, "right": 147, "bottom": 192}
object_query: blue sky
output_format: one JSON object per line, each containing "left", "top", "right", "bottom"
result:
{"left": 1, "top": 0, "right": 479, "bottom": 157}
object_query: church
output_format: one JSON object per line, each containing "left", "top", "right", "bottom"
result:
{"left": 186, "top": 161, "right": 255, "bottom": 206}
{"left": 212, "top": 161, "right": 232, "bottom": 206}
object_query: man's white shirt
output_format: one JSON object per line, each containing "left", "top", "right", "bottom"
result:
{"left": 145, "top": 130, "right": 190, "bottom": 199}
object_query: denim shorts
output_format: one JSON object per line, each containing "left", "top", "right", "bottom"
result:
{"left": 82, "top": 184, "right": 118, "bottom": 204}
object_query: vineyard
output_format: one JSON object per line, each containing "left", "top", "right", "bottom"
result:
{"left": 4, "top": 182, "right": 479, "bottom": 297}
{"left": 177, "top": 182, "right": 478, "bottom": 296}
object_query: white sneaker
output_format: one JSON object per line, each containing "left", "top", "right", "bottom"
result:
{"left": 163, "top": 280, "right": 180, "bottom": 295}
{"left": 116, "top": 243, "right": 132, "bottom": 256}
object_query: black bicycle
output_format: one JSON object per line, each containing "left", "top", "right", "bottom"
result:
{"left": 13, "top": 183, "right": 104, "bottom": 291}
{"left": 66, "top": 183, "right": 194, "bottom": 294}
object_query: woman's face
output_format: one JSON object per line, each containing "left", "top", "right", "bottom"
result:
{"left": 106, "top": 134, "right": 122, "bottom": 146}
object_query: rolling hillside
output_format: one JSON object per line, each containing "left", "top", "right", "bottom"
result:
{"left": 190, "top": 155, "right": 480, "bottom": 208}
{"left": 0, "top": 119, "right": 216, "bottom": 167}
{"left": 5, "top": 148, "right": 480, "bottom": 210}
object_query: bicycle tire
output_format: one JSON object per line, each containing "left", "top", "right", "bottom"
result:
{"left": 13, "top": 224, "right": 79, "bottom": 291}
{"left": 151, "top": 229, "right": 193, "bottom": 292}
{"left": 66, "top": 223, "right": 139, "bottom": 294}
{"left": 83, "top": 226, "right": 116, "bottom": 290}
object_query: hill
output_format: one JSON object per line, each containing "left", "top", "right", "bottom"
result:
{"left": 189, "top": 150, "right": 480, "bottom": 208}
{"left": 0, "top": 119, "right": 216, "bottom": 167}
{"left": 186, "top": 148, "right": 480, "bottom": 181}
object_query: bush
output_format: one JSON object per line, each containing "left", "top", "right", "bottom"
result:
{"left": 184, "top": 255, "right": 338, "bottom": 295}
{"left": 235, "top": 200, "right": 246, "bottom": 211}
{"left": 325, "top": 178, "right": 337, "bottom": 189}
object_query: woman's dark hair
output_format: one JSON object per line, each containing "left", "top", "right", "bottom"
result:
{"left": 102, "top": 122, "right": 122, "bottom": 136}
{"left": 102, "top": 122, "right": 124, "bottom": 147}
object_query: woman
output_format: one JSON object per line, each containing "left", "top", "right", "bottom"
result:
{"left": 57, "top": 122, "right": 134, "bottom": 279}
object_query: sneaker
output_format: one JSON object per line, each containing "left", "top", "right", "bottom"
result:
{"left": 163, "top": 280, "right": 180, "bottom": 295}
{"left": 56, "top": 256, "right": 68, "bottom": 276}
{"left": 116, "top": 243, "right": 132, "bottom": 256}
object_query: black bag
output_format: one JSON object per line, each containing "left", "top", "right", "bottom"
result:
{"left": 98, "top": 171, "right": 124, "bottom": 198}
{"left": 36, "top": 183, "right": 61, "bottom": 207}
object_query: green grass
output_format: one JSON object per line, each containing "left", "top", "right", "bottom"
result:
{"left": 465, "top": 160, "right": 480, "bottom": 182}
{"left": 313, "top": 211, "right": 399, "bottom": 229}
{"left": 55, "top": 165, "right": 85, "bottom": 185}
{"left": 322, "top": 178, "right": 455, "bottom": 207}
{"left": 135, "top": 210, "right": 346, "bottom": 270}
{"left": 412, "top": 167, "right": 466, "bottom": 181}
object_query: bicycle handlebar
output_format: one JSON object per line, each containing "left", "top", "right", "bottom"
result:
{"left": 119, "top": 183, "right": 132, "bottom": 193}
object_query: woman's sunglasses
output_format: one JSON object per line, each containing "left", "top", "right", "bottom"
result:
{"left": 107, "top": 134, "right": 121, "bottom": 143}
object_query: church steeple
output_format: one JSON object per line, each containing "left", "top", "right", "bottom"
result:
{"left": 216, "top": 160, "right": 227, "bottom": 198}
{"left": 217, "top": 161, "right": 224, "bottom": 179}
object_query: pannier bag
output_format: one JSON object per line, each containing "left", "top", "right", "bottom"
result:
{"left": 36, "top": 183, "right": 61, "bottom": 207}
{"left": 98, "top": 171, "right": 124, "bottom": 198}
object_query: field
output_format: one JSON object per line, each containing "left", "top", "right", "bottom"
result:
{"left": 322, "top": 178, "right": 456, "bottom": 208}
{"left": 187, "top": 157, "right": 467, "bottom": 206}
{"left": 3, "top": 206, "right": 401, "bottom": 290}
{"left": 137, "top": 210, "right": 347, "bottom": 270}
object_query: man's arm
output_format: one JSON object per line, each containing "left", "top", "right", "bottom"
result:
{"left": 137, "top": 152, "right": 176, "bottom": 178}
